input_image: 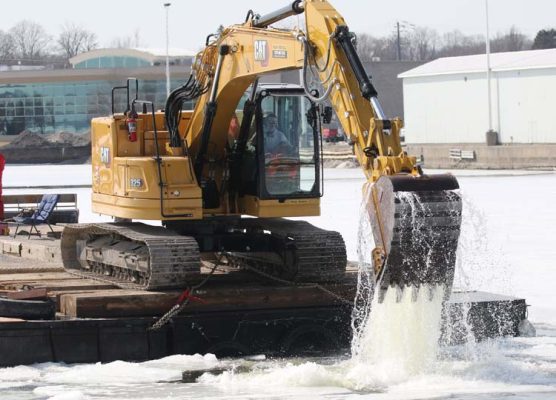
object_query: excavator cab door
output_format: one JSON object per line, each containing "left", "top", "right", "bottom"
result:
{"left": 254, "top": 87, "right": 322, "bottom": 200}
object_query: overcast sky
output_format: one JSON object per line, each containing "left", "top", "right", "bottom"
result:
{"left": 0, "top": 0, "right": 554, "bottom": 51}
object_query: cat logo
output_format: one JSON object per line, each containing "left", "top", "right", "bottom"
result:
{"left": 254, "top": 40, "right": 268, "bottom": 66}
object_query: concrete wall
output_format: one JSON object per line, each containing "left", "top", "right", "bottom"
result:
{"left": 405, "top": 143, "right": 556, "bottom": 169}
{"left": 402, "top": 67, "right": 556, "bottom": 144}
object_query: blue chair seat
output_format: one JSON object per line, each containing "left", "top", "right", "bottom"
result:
{"left": 10, "top": 194, "right": 60, "bottom": 239}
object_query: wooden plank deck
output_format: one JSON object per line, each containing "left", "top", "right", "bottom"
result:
{"left": 0, "top": 252, "right": 356, "bottom": 319}
{"left": 58, "top": 282, "right": 355, "bottom": 318}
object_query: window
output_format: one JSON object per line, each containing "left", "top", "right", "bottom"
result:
{"left": 259, "top": 93, "right": 320, "bottom": 198}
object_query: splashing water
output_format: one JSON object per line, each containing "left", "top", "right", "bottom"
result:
{"left": 454, "top": 194, "right": 512, "bottom": 294}
{"left": 349, "top": 284, "right": 446, "bottom": 382}
{"left": 350, "top": 184, "right": 449, "bottom": 382}
{"left": 199, "top": 182, "right": 531, "bottom": 395}
{"left": 441, "top": 193, "right": 518, "bottom": 354}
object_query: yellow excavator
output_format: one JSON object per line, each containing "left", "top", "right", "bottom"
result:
{"left": 61, "top": 0, "right": 462, "bottom": 298}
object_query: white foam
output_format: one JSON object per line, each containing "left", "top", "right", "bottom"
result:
{"left": 0, "top": 364, "right": 41, "bottom": 382}
{"left": 144, "top": 353, "right": 218, "bottom": 369}
{"left": 39, "top": 360, "right": 181, "bottom": 384}
{"left": 200, "top": 283, "right": 447, "bottom": 393}
{"left": 351, "top": 285, "right": 445, "bottom": 377}
{"left": 33, "top": 386, "right": 87, "bottom": 400}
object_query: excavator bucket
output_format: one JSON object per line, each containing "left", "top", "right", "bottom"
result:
{"left": 366, "top": 174, "right": 462, "bottom": 300}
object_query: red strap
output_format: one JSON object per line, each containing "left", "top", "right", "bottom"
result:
{"left": 177, "top": 289, "right": 205, "bottom": 304}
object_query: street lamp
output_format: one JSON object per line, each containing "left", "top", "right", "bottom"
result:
{"left": 164, "top": 3, "right": 171, "bottom": 97}
{"left": 484, "top": 0, "right": 498, "bottom": 145}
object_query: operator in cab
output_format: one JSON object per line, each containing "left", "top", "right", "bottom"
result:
{"left": 263, "top": 113, "right": 291, "bottom": 157}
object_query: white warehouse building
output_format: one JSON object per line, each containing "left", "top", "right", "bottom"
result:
{"left": 399, "top": 49, "right": 556, "bottom": 144}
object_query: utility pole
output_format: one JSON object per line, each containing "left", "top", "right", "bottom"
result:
{"left": 164, "top": 3, "right": 171, "bottom": 97}
{"left": 396, "top": 22, "right": 401, "bottom": 61}
{"left": 485, "top": 0, "right": 492, "bottom": 132}
{"left": 484, "top": 0, "right": 498, "bottom": 145}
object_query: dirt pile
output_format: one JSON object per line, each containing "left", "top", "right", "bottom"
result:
{"left": 4, "top": 131, "right": 90, "bottom": 149}
{"left": 323, "top": 158, "right": 359, "bottom": 168}
{"left": 46, "top": 132, "right": 90, "bottom": 147}
{"left": 322, "top": 141, "right": 359, "bottom": 168}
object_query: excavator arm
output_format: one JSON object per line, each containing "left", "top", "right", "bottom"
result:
{"left": 300, "top": 0, "right": 462, "bottom": 295}
{"left": 303, "top": 0, "right": 416, "bottom": 181}
{"left": 179, "top": 0, "right": 462, "bottom": 295}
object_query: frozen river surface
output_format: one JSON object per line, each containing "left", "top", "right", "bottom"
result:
{"left": 1, "top": 165, "right": 556, "bottom": 399}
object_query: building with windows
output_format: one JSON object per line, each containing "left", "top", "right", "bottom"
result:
{"left": 0, "top": 44, "right": 419, "bottom": 139}
{"left": 0, "top": 48, "right": 195, "bottom": 136}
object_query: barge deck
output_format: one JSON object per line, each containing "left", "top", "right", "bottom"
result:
{"left": 0, "top": 234, "right": 529, "bottom": 367}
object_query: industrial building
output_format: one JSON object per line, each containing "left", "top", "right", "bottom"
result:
{"left": 399, "top": 49, "right": 556, "bottom": 169}
{"left": 399, "top": 48, "right": 556, "bottom": 144}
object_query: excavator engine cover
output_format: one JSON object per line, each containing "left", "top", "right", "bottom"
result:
{"left": 367, "top": 174, "right": 462, "bottom": 297}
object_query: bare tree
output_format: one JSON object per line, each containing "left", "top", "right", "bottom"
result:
{"left": 407, "top": 27, "right": 439, "bottom": 61}
{"left": 58, "top": 23, "right": 97, "bottom": 59}
{"left": 9, "top": 20, "right": 51, "bottom": 61}
{"left": 355, "top": 33, "right": 398, "bottom": 61}
{"left": 437, "top": 30, "right": 485, "bottom": 57}
{"left": 111, "top": 29, "right": 143, "bottom": 48}
{"left": 355, "top": 33, "right": 378, "bottom": 61}
{"left": 378, "top": 36, "right": 398, "bottom": 61}
{"left": 491, "top": 26, "right": 530, "bottom": 52}
{"left": 0, "top": 30, "right": 15, "bottom": 62}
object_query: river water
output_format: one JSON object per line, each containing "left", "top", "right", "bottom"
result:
{"left": 1, "top": 166, "right": 555, "bottom": 399}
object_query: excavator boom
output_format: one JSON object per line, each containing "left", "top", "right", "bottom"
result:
{"left": 299, "top": 0, "right": 462, "bottom": 296}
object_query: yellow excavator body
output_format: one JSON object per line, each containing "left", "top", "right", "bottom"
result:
{"left": 90, "top": 111, "right": 320, "bottom": 220}
{"left": 62, "top": 0, "right": 462, "bottom": 297}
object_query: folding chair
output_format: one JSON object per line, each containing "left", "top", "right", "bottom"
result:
{"left": 11, "top": 194, "right": 60, "bottom": 239}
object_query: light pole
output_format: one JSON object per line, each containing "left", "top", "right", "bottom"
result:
{"left": 485, "top": 0, "right": 492, "bottom": 131}
{"left": 484, "top": 0, "right": 497, "bottom": 144}
{"left": 164, "top": 3, "right": 171, "bottom": 97}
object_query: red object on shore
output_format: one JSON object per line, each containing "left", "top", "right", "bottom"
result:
{"left": 322, "top": 127, "right": 339, "bottom": 142}
{"left": 0, "top": 153, "right": 4, "bottom": 220}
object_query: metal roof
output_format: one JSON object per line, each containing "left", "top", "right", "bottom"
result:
{"left": 399, "top": 48, "right": 556, "bottom": 78}
{"left": 69, "top": 48, "right": 196, "bottom": 66}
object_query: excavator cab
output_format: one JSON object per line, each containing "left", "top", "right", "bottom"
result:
{"left": 232, "top": 85, "right": 323, "bottom": 206}
{"left": 255, "top": 86, "right": 321, "bottom": 200}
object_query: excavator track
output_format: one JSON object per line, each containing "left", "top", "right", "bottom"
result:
{"left": 61, "top": 223, "right": 201, "bottom": 290}
{"left": 227, "top": 218, "right": 347, "bottom": 282}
